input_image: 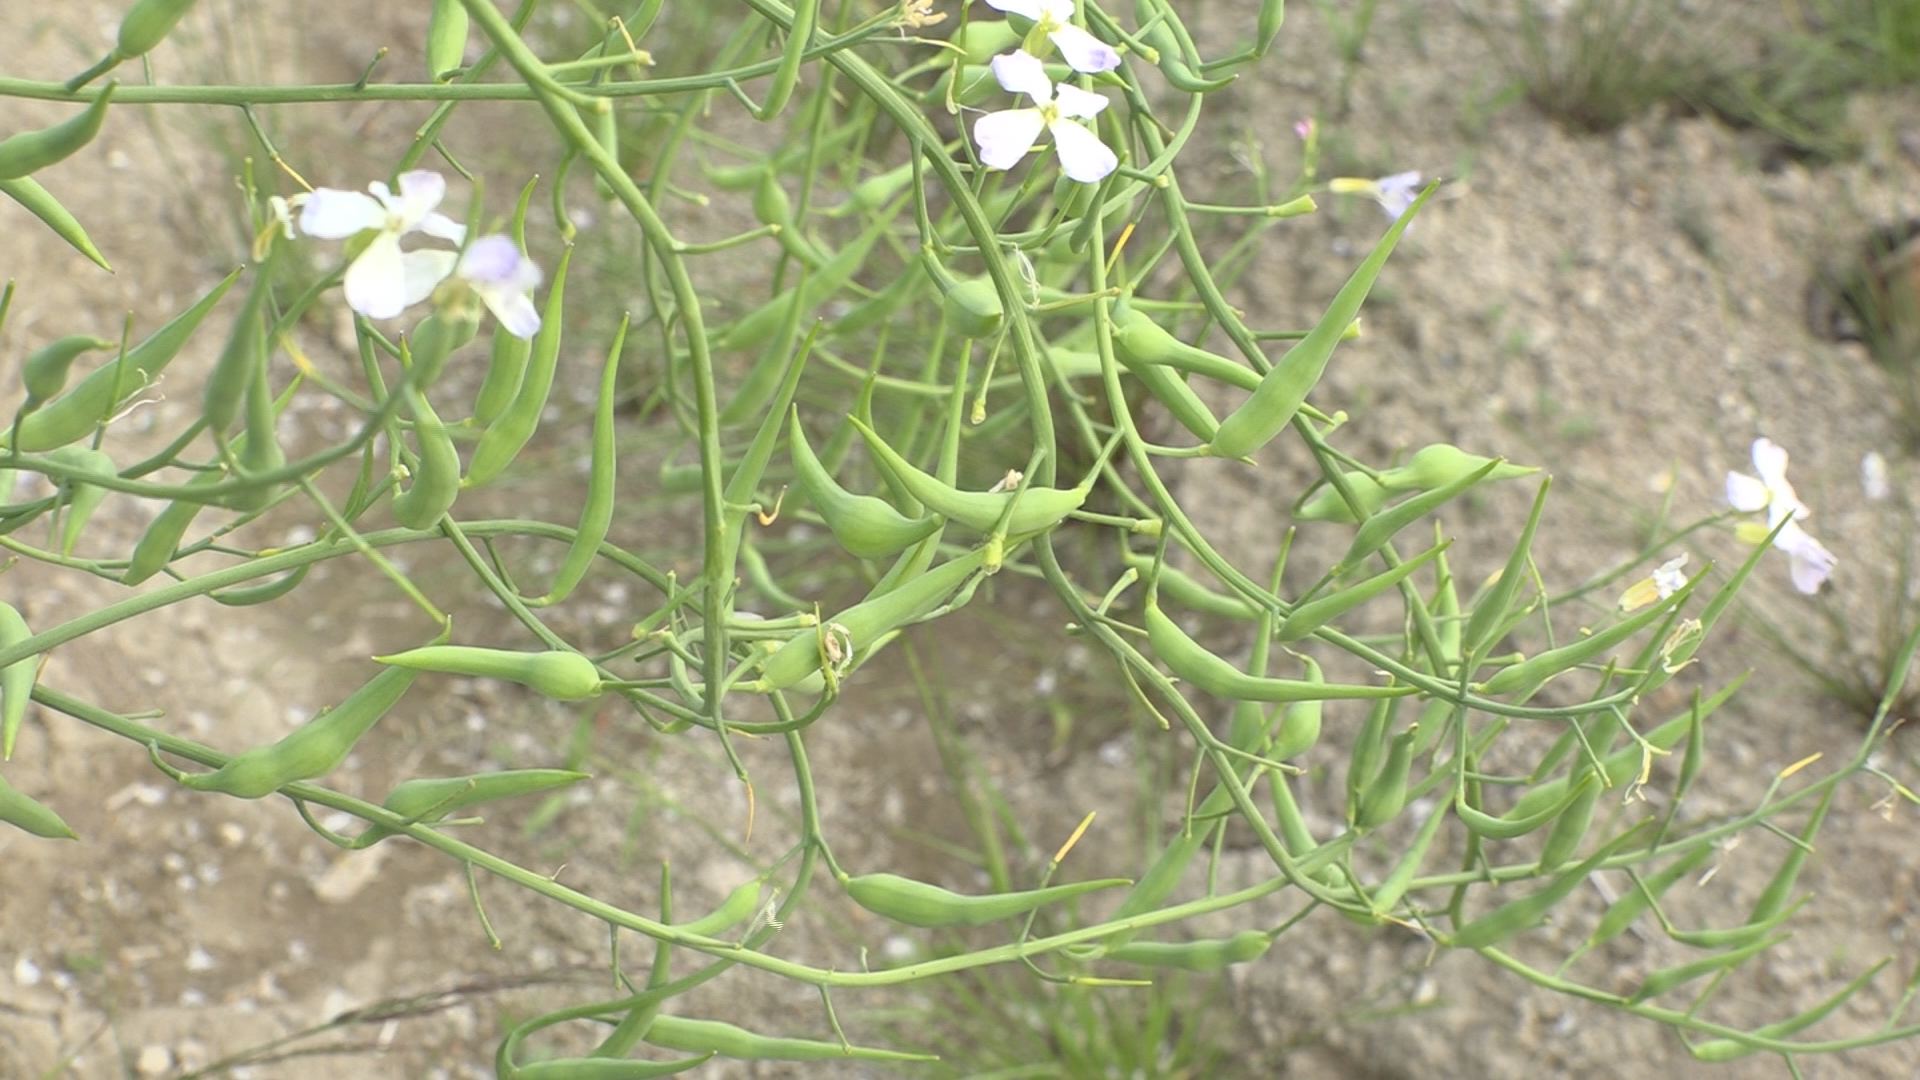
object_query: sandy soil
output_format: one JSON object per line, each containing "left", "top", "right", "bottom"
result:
{"left": 1, "top": 1, "right": 1917, "bottom": 1077}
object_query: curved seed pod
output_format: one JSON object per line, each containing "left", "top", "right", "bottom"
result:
{"left": 1687, "top": 962, "right": 1887, "bottom": 1062}
{"left": 511, "top": 1055, "right": 713, "bottom": 1079}
{"left": 1268, "top": 657, "right": 1325, "bottom": 760}
{"left": 425, "top": 0, "right": 469, "bottom": 79}
{"left": 1476, "top": 570, "right": 1701, "bottom": 697}
{"left": 1295, "top": 471, "right": 1390, "bottom": 523}
{"left": 22, "top": 336, "right": 114, "bottom": 408}
{"left": 1393, "top": 443, "right": 1539, "bottom": 490}
{"left": 843, "top": 161, "right": 914, "bottom": 214}
{"left": 1534, "top": 767, "right": 1602, "bottom": 873}
{"left": 372, "top": 645, "right": 602, "bottom": 702}
{"left": 0, "top": 603, "right": 36, "bottom": 759}
{"left": 1103, "top": 930, "right": 1272, "bottom": 971}
{"left": 1136, "top": 8, "right": 1235, "bottom": 93}
{"left": 1746, "top": 786, "right": 1833, "bottom": 926}
{"left": 1667, "top": 895, "right": 1812, "bottom": 951}
{"left": 1112, "top": 308, "right": 1261, "bottom": 391}
{"left": 177, "top": 664, "right": 419, "bottom": 799}
{"left": 1456, "top": 770, "right": 1600, "bottom": 842}
{"left": 1355, "top": 727, "right": 1418, "bottom": 829}
{"left": 13, "top": 268, "right": 242, "bottom": 452}
{"left": 0, "top": 85, "right": 116, "bottom": 180}
{"left": 851, "top": 418, "right": 1089, "bottom": 535}
{"left": 115, "top": 0, "right": 201, "bottom": 58}
{"left": 1278, "top": 541, "right": 1447, "bottom": 642}
{"left": 0, "top": 178, "right": 112, "bottom": 270}
{"left": 956, "top": 18, "right": 1022, "bottom": 64}
{"left": 644, "top": 1015, "right": 936, "bottom": 1063}
{"left": 230, "top": 347, "right": 285, "bottom": 511}
{"left": 466, "top": 246, "right": 571, "bottom": 487}
{"left": 1210, "top": 183, "right": 1432, "bottom": 459}
{"left": 1460, "top": 477, "right": 1550, "bottom": 659}
{"left": 1449, "top": 822, "right": 1651, "bottom": 950}
{"left": 1111, "top": 342, "right": 1221, "bottom": 443}
{"left": 1145, "top": 596, "right": 1412, "bottom": 703}
{"left": 1118, "top": 550, "right": 1255, "bottom": 619}
{"left": 42, "top": 445, "right": 115, "bottom": 557}
{"left": 919, "top": 252, "right": 1003, "bottom": 340}
{"left": 715, "top": 215, "right": 887, "bottom": 354}
{"left": 789, "top": 411, "right": 937, "bottom": 559}
{"left": 755, "top": 547, "right": 989, "bottom": 690}
{"left": 1345, "top": 695, "right": 1397, "bottom": 819}
{"left": 121, "top": 487, "right": 211, "bottom": 585}
{"left": 209, "top": 565, "right": 311, "bottom": 607}
{"left": 672, "top": 877, "right": 766, "bottom": 937}
{"left": 531, "top": 318, "right": 624, "bottom": 605}
{"left": 0, "top": 773, "right": 75, "bottom": 839}
{"left": 355, "top": 768, "right": 589, "bottom": 846}
{"left": 842, "top": 870, "right": 1130, "bottom": 928}
{"left": 1629, "top": 933, "right": 1789, "bottom": 1004}
{"left": 753, "top": 0, "right": 817, "bottom": 120}
{"left": 471, "top": 327, "right": 532, "bottom": 425}
{"left": 392, "top": 386, "right": 460, "bottom": 529}
{"left": 1370, "top": 798, "right": 1450, "bottom": 917}
{"left": 1337, "top": 460, "right": 1500, "bottom": 577}
{"left": 1580, "top": 844, "right": 1716, "bottom": 957}
{"left": 202, "top": 265, "right": 272, "bottom": 434}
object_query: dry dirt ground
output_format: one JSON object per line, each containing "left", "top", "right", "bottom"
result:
{"left": 2, "top": 1, "right": 1918, "bottom": 1078}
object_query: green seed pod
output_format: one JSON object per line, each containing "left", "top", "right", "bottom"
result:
{"left": 1629, "top": 933, "right": 1788, "bottom": 1004}
{"left": 753, "top": 0, "right": 817, "bottom": 120}
{"left": 373, "top": 645, "right": 602, "bottom": 701}
{"left": 1686, "top": 962, "right": 1885, "bottom": 1062}
{"left": 1118, "top": 550, "right": 1255, "bottom": 619}
{"left": 919, "top": 253, "right": 1002, "bottom": 340}
{"left": 714, "top": 214, "right": 886, "bottom": 354}
{"left": 121, "top": 496, "right": 204, "bottom": 585}
{"left": 1476, "top": 572, "right": 1699, "bottom": 698}
{"left": 844, "top": 161, "right": 914, "bottom": 214}
{"left": 425, "top": 0, "right": 469, "bottom": 79}
{"left": 751, "top": 172, "right": 793, "bottom": 229}
{"left": 755, "top": 547, "right": 989, "bottom": 691}
{"left": 1344, "top": 694, "right": 1397, "bottom": 818}
{"left": 956, "top": 18, "right": 1022, "bottom": 64}
{"left": 789, "top": 410, "right": 937, "bottom": 559}
{"left": 1336, "top": 460, "right": 1501, "bottom": 577}
{"left": 0, "top": 85, "right": 117, "bottom": 180}
{"left": 644, "top": 1015, "right": 936, "bottom": 1063}
{"left": 0, "top": 602, "right": 35, "bottom": 759}
{"left": 672, "top": 876, "right": 766, "bottom": 937}
{"left": 1210, "top": 183, "right": 1431, "bottom": 459}
{"left": 1144, "top": 595, "right": 1412, "bottom": 703}
{"left": 1456, "top": 770, "right": 1600, "bottom": 841}
{"left": 1111, "top": 343, "right": 1221, "bottom": 442}
{"left": 1256, "top": 0, "right": 1285, "bottom": 53}
{"left": 1370, "top": 798, "right": 1449, "bottom": 918}
{"left": 842, "top": 870, "right": 1130, "bottom": 928}
{"left": 1449, "top": 822, "right": 1650, "bottom": 950}
{"left": 1746, "top": 787, "right": 1832, "bottom": 926}
{"left": 116, "top": 0, "right": 201, "bottom": 58}
{"left": 1534, "top": 768, "right": 1602, "bottom": 873}
{"left": 466, "top": 246, "right": 571, "bottom": 487}
{"left": 851, "top": 418, "right": 1089, "bottom": 535}
{"left": 1391, "top": 443, "right": 1538, "bottom": 490}
{"left": 0, "top": 178, "right": 112, "bottom": 270}
{"left": 1110, "top": 308, "right": 1261, "bottom": 391}
{"left": 0, "top": 772, "right": 76, "bottom": 839}
{"left": 1104, "top": 930, "right": 1273, "bottom": 971}
{"left": 392, "top": 385, "right": 460, "bottom": 529}
{"left": 178, "top": 664, "right": 419, "bottom": 799}
{"left": 1277, "top": 541, "right": 1448, "bottom": 642}
{"left": 1579, "top": 844, "right": 1715, "bottom": 957}
{"left": 22, "top": 336, "right": 113, "bottom": 408}
{"left": 1355, "top": 727, "right": 1418, "bottom": 829}
{"left": 1459, "top": 477, "right": 1550, "bottom": 659}
{"left": 1295, "top": 471, "right": 1390, "bottom": 523}
{"left": 209, "top": 565, "right": 311, "bottom": 607}
{"left": 1667, "top": 895, "right": 1811, "bottom": 951}
{"left": 1134, "top": 1, "right": 1235, "bottom": 93}
{"left": 532, "top": 319, "right": 625, "bottom": 605}
{"left": 13, "top": 268, "right": 242, "bottom": 453}
{"left": 511, "top": 1055, "right": 714, "bottom": 1079}
{"left": 356, "top": 768, "right": 589, "bottom": 846}
{"left": 471, "top": 326, "right": 531, "bottom": 426}
{"left": 1268, "top": 658, "right": 1324, "bottom": 760}
{"left": 45, "top": 445, "right": 115, "bottom": 557}
{"left": 202, "top": 267, "right": 272, "bottom": 435}
{"left": 232, "top": 348, "right": 285, "bottom": 508}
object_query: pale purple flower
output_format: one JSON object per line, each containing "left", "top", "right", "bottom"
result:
{"left": 1331, "top": 171, "right": 1424, "bottom": 222}
{"left": 407, "top": 235, "right": 544, "bottom": 340}
{"left": 973, "top": 51, "right": 1117, "bottom": 184}
{"left": 983, "top": 0, "right": 1120, "bottom": 73}
{"left": 298, "top": 170, "right": 467, "bottom": 320}
{"left": 1726, "top": 437, "right": 1837, "bottom": 595}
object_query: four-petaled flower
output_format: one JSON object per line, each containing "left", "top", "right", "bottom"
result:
{"left": 983, "top": 0, "right": 1120, "bottom": 73}
{"left": 298, "top": 170, "right": 467, "bottom": 321}
{"left": 412, "top": 235, "right": 545, "bottom": 340}
{"left": 1331, "top": 170, "right": 1425, "bottom": 222}
{"left": 973, "top": 51, "right": 1117, "bottom": 184}
{"left": 1726, "top": 437, "right": 1838, "bottom": 595}
{"left": 1618, "top": 553, "right": 1689, "bottom": 612}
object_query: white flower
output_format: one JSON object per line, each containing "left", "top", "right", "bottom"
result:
{"left": 1619, "top": 553, "right": 1689, "bottom": 612}
{"left": 973, "top": 51, "right": 1117, "bottom": 184}
{"left": 448, "top": 235, "right": 544, "bottom": 340}
{"left": 1330, "top": 170, "right": 1424, "bottom": 221}
{"left": 298, "top": 170, "right": 467, "bottom": 321}
{"left": 1861, "top": 451, "right": 1890, "bottom": 501}
{"left": 1726, "top": 436, "right": 1838, "bottom": 595}
{"left": 983, "top": 0, "right": 1120, "bottom": 73}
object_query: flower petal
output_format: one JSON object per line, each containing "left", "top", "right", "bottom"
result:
{"left": 393, "top": 170, "right": 448, "bottom": 226}
{"left": 402, "top": 249, "right": 458, "bottom": 308}
{"left": 973, "top": 107, "right": 1048, "bottom": 171}
{"left": 983, "top": 0, "right": 1046, "bottom": 18}
{"left": 460, "top": 235, "right": 540, "bottom": 290}
{"left": 479, "top": 286, "right": 542, "bottom": 340}
{"left": 343, "top": 234, "right": 410, "bottom": 320}
{"left": 990, "top": 50, "right": 1054, "bottom": 104}
{"left": 1052, "top": 82, "right": 1110, "bottom": 120}
{"left": 417, "top": 212, "right": 467, "bottom": 245}
{"left": 1049, "top": 118, "right": 1118, "bottom": 183}
{"left": 1777, "top": 522, "right": 1837, "bottom": 594}
{"left": 1048, "top": 24, "right": 1120, "bottom": 74}
{"left": 297, "top": 188, "right": 386, "bottom": 239}
{"left": 1726, "top": 471, "right": 1770, "bottom": 512}
{"left": 1751, "top": 437, "right": 1789, "bottom": 489}
{"left": 1375, "top": 171, "right": 1425, "bottom": 220}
